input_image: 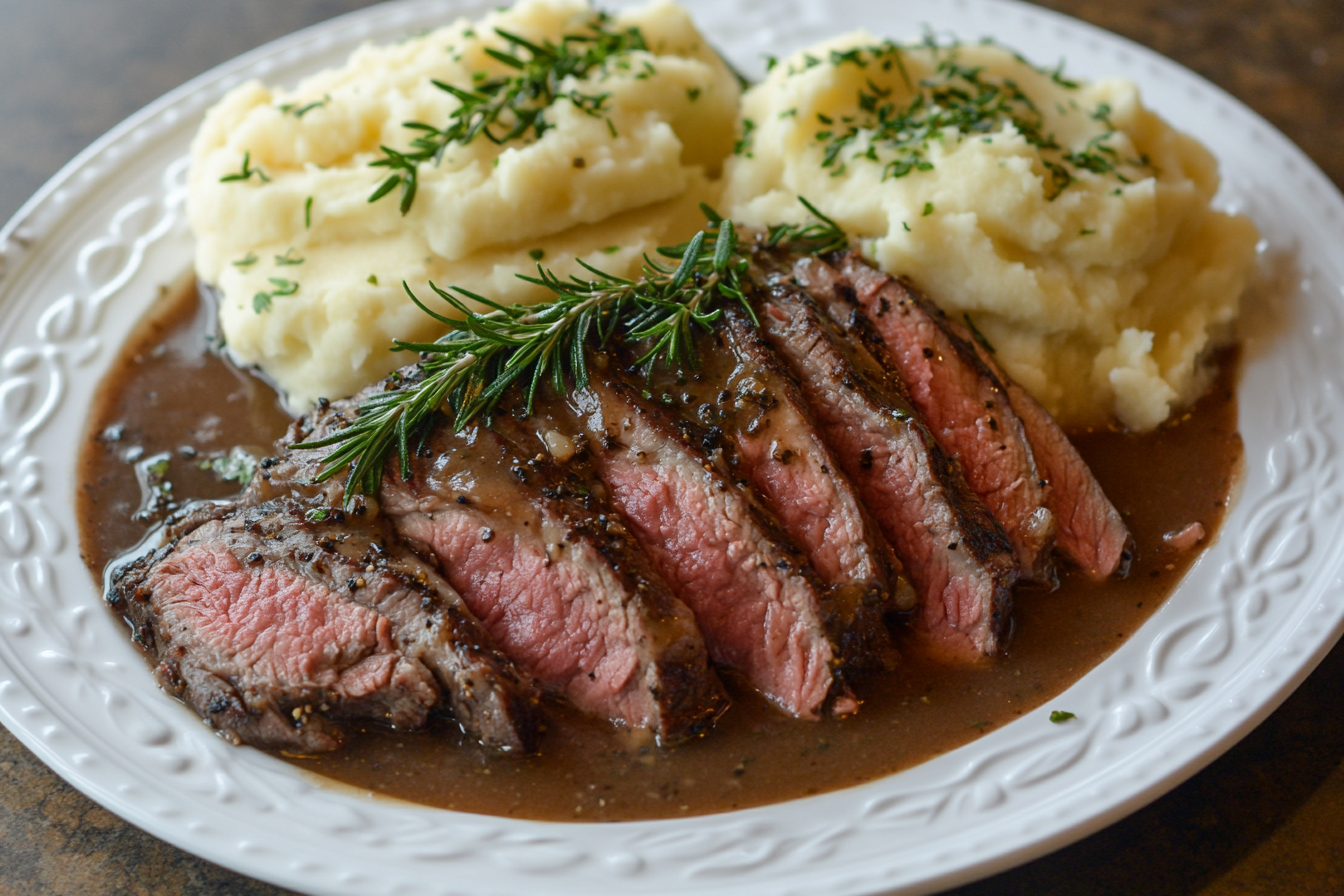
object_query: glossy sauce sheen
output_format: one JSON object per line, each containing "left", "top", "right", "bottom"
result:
{"left": 79, "top": 281, "right": 1243, "bottom": 822}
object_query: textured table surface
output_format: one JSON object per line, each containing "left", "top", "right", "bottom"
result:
{"left": 1, "top": 1, "right": 1342, "bottom": 894}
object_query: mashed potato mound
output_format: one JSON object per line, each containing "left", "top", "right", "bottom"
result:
{"left": 724, "top": 35, "right": 1259, "bottom": 431}
{"left": 189, "top": 0, "right": 739, "bottom": 411}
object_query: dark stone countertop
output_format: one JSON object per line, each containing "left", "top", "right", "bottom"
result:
{"left": 0, "top": 1, "right": 1340, "bottom": 893}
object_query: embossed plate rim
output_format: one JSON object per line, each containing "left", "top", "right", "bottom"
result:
{"left": 0, "top": 1, "right": 1341, "bottom": 894}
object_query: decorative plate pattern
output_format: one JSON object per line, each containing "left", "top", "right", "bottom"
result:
{"left": 1, "top": 1, "right": 1342, "bottom": 894}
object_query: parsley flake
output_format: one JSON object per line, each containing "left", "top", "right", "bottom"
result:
{"left": 220, "top": 151, "right": 270, "bottom": 184}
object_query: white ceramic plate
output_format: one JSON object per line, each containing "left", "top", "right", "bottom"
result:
{"left": 0, "top": 1, "right": 1341, "bottom": 893}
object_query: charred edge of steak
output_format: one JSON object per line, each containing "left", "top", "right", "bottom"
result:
{"left": 228, "top": 500, "right": 543, "bottom": 753}
{"left": 108, "top": 505, "right": 429, "bottom": 754}
{"left": 110, "top": 498, "right": 542, "bottom": 754}
{"left": 719, "top": 305, "right": 913, "bottom": 614}
{"left": 973, "top": 359, "right": 1135, "bottom": 581}
{"left": 470, "top": 408, "right": 731, "bottom": 743}
{"left": 578, "top": 372, "right": 890, "bottom": 716}
{"left": 619, "top": 307, "right": 908, "bottom": 652}
{"left": 288, "top": 376, "right": 731, "bottom": 746}
{"left": 748, "top": 267, "right": 1017, "bottom": 659}
{"left": 796, "top": 251, "right": 1056, "bottom": 586}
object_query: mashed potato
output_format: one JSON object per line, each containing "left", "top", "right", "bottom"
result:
{"left": 189, "top": 0, "right": 739, "bottom": 411}
{"left": 723, "top": 35, "right": 1259, "bottom": 431}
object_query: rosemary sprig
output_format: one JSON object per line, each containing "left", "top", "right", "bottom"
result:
{"left": 296, "top": 201, "right": 847, "bottom": 498}
{"left": 368, "top": 15, "right": 647, "bottom": 214}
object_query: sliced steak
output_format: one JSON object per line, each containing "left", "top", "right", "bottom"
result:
{"left": 963, "top": 343, "right": 1134, "bottom": 579}
{"left": 635, "top": 303, "right": 913, "bottom": 613}
{"left": 807, "top": 252, "right": 1057, "bottom": 585}
{"left": 748, "top": 268, "right": 1018, "bottom": 661}
{"left": 257, "top": 391, "right": 730, "bottom": 744}
{"left": 547, "top": 372, "right": 894, "bottom": 717}
{"left": 109, "top": 499, "right": 540, "bottom": 753}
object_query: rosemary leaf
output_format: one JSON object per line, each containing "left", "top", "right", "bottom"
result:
{"left": 298, "top": 200, "right": 848, "bottom": 500}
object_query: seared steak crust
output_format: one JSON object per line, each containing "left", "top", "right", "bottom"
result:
{"left": 809, "top": 253, "right": 1057, "bottom": 585}
{"left": 109, "top": 499, "right": 540, "bottom": 753}
{"left": 964, "top": 343, "right": 1135, "bottom": 579}
{"left": 638, "top": 304, "right": 914, "bottom": 614}
{"left": 256, "top": 388, "right": 729, "bottom": 744}
{"left": 749, "top": 269, "right": 1018, "bottom": 660}
{"left": 554, "top": 373, "right": 893, "bottom": 717}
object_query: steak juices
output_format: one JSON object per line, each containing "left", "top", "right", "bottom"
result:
{"left": 85, "top": 249, "right": 1241, "bottom": 819}
{"left": 80, "top": 0, "right": 1255, "bottom": 819}
{"left": 107, "top": 244, "right": 1142, "bottom": 742}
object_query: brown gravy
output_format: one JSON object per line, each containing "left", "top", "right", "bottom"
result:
{"left": 78, "top": 279, "right": 1242, "bottom": 822}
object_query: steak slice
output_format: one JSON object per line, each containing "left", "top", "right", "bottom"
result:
{"left": 749, "top": 269, "right": 1018, "bottom": 660}
{"left": 963, "top": 343, "right": 1135, "bottom": 579}
{"left": 109, "top": 499, "right": 540, "bottom": 753}
{"left": 257, "top": 390, "right": 729, "bottom": 744}
{"left": 808, "top": 252, "right": 1057, "bottom": 585}
{"left": 549, "top": 372, "right": 893, "bottom": 717}
{"left": 635, "top": 303, "right": 913, "bottom": 612}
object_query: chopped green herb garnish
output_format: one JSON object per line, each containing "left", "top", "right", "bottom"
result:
{"left": 1049, "top": 710, "right": 1076, "bottom": 723}
{"left": 252, "top": 278, "right": 300, "bottom": 314}
{"left": 1079, "top": 228, "right": 1095, "bottom": 235}
{"left": 528, "top": 248, "right": 545, "bottom": 261}
{"left": 274, "top": 248, "right": 305, "bottom": 266}
{"left": 812, "top": 40, "right": 1149, "bottom": 198}
{"left": 922, "top": 201, "right": 934, "bottom": 216}
{"left": 962, "top": 313, "right": 996, "bottom": 354}
{"left": 733, "top": 118, "right": 756, "bottom": 157}
{"left": 198, "top": 446, "right": 257, "bottom": 486}
{"left": 220, "top": 151, "right": 270, "bottom": 184}
{"left": 902, "top": 221, "right": 911, "bottom": 232}
{"left": 368, "top": 14, "right": 647, "bottom": 214}
{"left": 368, "top": 274, "right": 379, "bottom": 285}
{"left": 292, "top": 94, "right": 331, "bottom": 117}
{"left": 1049, "top": 61, "right": 1080, "bottom": 89}
{"left": 600, "top": 245, "right": 621, "bottom": 254}
{"left": 305, "top": 507, "right": 331, "bottom": 522}
{"left": 232, "top": 252, "right": 259, "bottom": 268}
{"left": 304, "top": 195, "right": 313, "bottom": 229}
{"left": 686, "top": 86, "right": 701, "bottom": 102}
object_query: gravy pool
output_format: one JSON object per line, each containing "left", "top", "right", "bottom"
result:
{"left": 78, "top": 279, "right": 1242, "bottom": 822}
